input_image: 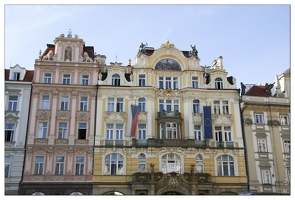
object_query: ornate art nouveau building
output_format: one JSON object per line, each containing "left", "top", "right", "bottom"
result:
{"left": 93, "top": 40, "right": 247, "bottom": 195}
{"left": 240, "top": 69, "right": 290, "bottom": 195}
{"left": 5, "top": 65, "right": 34, "bottom": 195}
{"left": 19, "top": 32, "right": 104, "bottom": 195}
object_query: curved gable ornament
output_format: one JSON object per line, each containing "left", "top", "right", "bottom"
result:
{"left": 155, "top": 59, "right": 181, "bottom": 71}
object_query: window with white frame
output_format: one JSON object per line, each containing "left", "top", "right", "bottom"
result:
{"left": 60, "top": 96, "right": 69, "bottom": 110}
{"left": 158, "top": 99, "right": 179, "bottom": 112}
{"left": 215, "top": 126, "right": 232, "bottom": 147}
{"left": 44, "top": 73, "right": 51, "bottom": 84}
{"left": 55, "top": 156, "right": 65, "bottom": 175}
{"left": 161, "top": 153, "right": 182, "bottom": 174}
{"left": 38, "top": 122, "right": 48, "bottom": 138}
{"left": 8, "top": 96, "right": 18, "bottom": 111}
{"left": 224, "top": 126, "right": 232, "bottom": 141}
{"left": 112, "top": 74, "right": 120, "bottom": 86}
{"left": 138, "top": 98, "right": 146, "bottom": 112}
{"left": 138, "top": 124, "right": 146, "bottom": 140}
{"left": 258, "top": 138, "right": 267, "bottom": 152}
{"left": 75, "top": 157, "right": 85, "bottom": 175}
{"left": 215, "top": 126, "right": 222, "bottom": 142}
{"left": 193, "top": 99, "right": 200, "bottom": 113}
{"left": 138, "top": 153, "right": 146, "bottom": 172}
{"left": 116, "top": 124, "right": 124, "bottom": 140}
{"left": 5, "top": 124, "right": 14, "bottom": 142}
{"left": 5, "top": 156, "right": 11, "bottom": 177}
{"left": 13, "top": 72, "right": 20, "bottom": 81}
{"left": 139, "top": 75, "right": 146, "bottom": 86}
{"left": 222, "top": 101, "right": 229, "bottom": 114}
{"left": 166, "top": 123, "right": 178, "bottom": 139}
{"left": 215, "top": 77, "right": 223, "bottom": 89}
{"left": 283, "top": 140, "right": 290, "bottom": 153}
{"left": 213, "top": 101, "right": 220, "bottom": 114}
{"left": 158, "top": 76, "right": 178, "bottom": 89}
{"left": 106, "top": 124, "right": 114, "bottom": 140}
{"left": 261, "top": 169, "right": 271, "bottom": 184}
{"left": 80, "top": 97, "right": 88, "bottom": 111}
{"left": 78, "top": 123, "right": 87, "bottom": 139}
{"left": 58, "top": 122, "right": 67, "bottom": 139}
{"left": 280, "top": 115, "right": 289, "bottom": 125}
{"left": 192, "top": 77, "right": 199, "bottom": 88}
{"left": 194, "top": 125, "right": 202, "bottom": 140}
{"left": 196, "top": 154, "right": 204, "bottom": 173}
{"left": 63, "top": 74, "right": 70, "bottom": 84}
{"left": 105, "top": 153, "right": 124, "bottom": 175}
{"left": 217, "top": 155, "right": 235, "bottom": 176}
{"left": 34, "top": 156, "right": 44, "bottom": 175}
{"left": 107, "top": 98, "right": 123, "bottom": 112}
{"left": 82, "top": 75, "right": 89, "bottom": 85}
{"left": 106, "top": 124, "right": 124, "bottom": 140}
{"left": 41, "top": 95, "right": 49, "bottom": 110}
{"left": 255, "top": 114, "right": 264, "bottom": 124}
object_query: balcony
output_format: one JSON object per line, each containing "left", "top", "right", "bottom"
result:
{"left": 132, "top": 138, "right": 208, "bottom": 148}
{"left": 105, "top": 140, "right": 125, "bottom": 146}
{"left": 215, "top": 141, "right": 234, "bottom": 148}
{"left": 157, "top": 110, "right": 181, "bottom": 118}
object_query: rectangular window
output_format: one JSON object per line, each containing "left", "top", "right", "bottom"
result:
{"left": 14, "top": 72, "right": 20, "bottom": 81}
{"left": 255, "top": 114, "right": 264, "bottom": 124}
{"left": 261, "top": 170, "right": 271, "bottom": 184}
{"left": 60, "top": 96, "right": 69, "bottom": 110}
{"left": 159, "top": 77, "right": 164, "bottom": 89}
{"left": 58, "top": 122, "right": 67, "bottom": 139}
{"left": 280, "top": 115, "right": 289, "bottom": 125}
{"left": 80, "top": 97, "right": 88, "bottom": 111}
{"left": 174, "top": 100, "right": 179, "bottom": 111}
{"left": 82, "top": 75, "right": 89, "bottom": 85}
{"left": 166, "top": 100, "right": 172, "bottom": 111}
{"left": 75, "top": 157, "right": 85, "bottom": 175}
{"left": 215, "top": 126, "right": 222, "bottom": 141}
{"left": 166, "top": 77, "right": 172, "bottom": 89}
{"left": 158, "top": 99, "right": 179, "bottom": 112}
{"left": 63, "top": 74, "right": 70, "bottom": 84}
{"left": 222, "top": 101, "right": 229, "bottom": 114}
{"left": 116, "top": 98, "right": 124, "bottom": 112}
{"left": 192, "top": 77, "right": 198, "bottom": 88}
{"left": 138, "top": 124, "right": 146, "bottom": 139}
{"left": 258, "top": 138, "right": 267, "bottom": 152}
{"left": 194, "top": 125, "right": 202, "bottom": 140}
{"left": 78, "top": 123, "right": 87, "bottom": 139}
{"left": 173, "top": 77, "right": 178, "bottom": 89}
{"left": 106, "top": 124, "right": 114, "bottom": 140}
{"left": 5, "top": 124, "right": 14, "bottom": 142}
{"left": 107, "top": 98, "right": 124, "bottom": 112}
{"left": 166, "top": 123, "right": 177, "bottom": 139}
{"left": 193, "top": 100, "right": 200, "bottom": 113}
{"left": 38, "top": 122, "right": 48, "bottom": 138}
{"left": 224, "top": 126, "right": 232, "bottom": 141}
{"left": 55, "top": 156, "right": 65, "bottom": 175}
{"left": 8, "top": 96, "right": 18, "bottom": 111}
{"left": 139, "top": 75, "right": 146, "bottom": 86}
{"left": 214, "top": 101, "right": 220, "bottom": 114}
{"left": 159, "top": 100, "right": 164, "bottom": 112}
{"left": 107, "top": 98, "right": 115, "bottom": 111}
{"left": 5, "top": 156, "right": 11, "bottom": 177}
{"left": 41, "top": 95, "right": 50, "bottom": 110}
{"left": 116, "top": 124, "right": 124, "bottom": 140}
{"left": 283, "top": 140, "right": 290, "bottom": 153}
{"left": 34, "top": 156, "right": 44, "bottom": 175}
{"left": 44, "top": 73, "right": 51, "bottom": 84}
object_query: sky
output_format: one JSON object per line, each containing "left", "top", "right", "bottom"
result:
{"left": 2, "top": 2, "right": 292, "bottom": 88}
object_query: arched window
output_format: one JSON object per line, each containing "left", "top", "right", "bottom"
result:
{"left": 105, "top": 153, "right": 124, "bottom": 175}
{"left": 215, "top": 78, "right": 223, "bottom": 89}
{"left": 196, "top": 154, "right": 204, "bottom": 173}
{"left": 138, "top": 98, "right": 146, "bottom": 112}
{"left": 138, "top": 153, "right": 146, "bottom": 172}
{"left": 217, "top": 155, "right": 235, "bottom": 176}
{"left": 193, "top": 99, "right": 200, "bottom": 113}
{"left": 161, "top": 153, "right": 182, "bottom": 174}
{"left": 31, "top": 192, "right": 45, "bottom": 195}
{"left": 112, "top": 74, "right": 120, "bottom": 86}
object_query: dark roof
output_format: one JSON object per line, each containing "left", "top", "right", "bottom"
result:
{"left": 5, "top": 69, "right": 34, "bottom": 82}
{"left": 246, "top": 85, "right": 268, "bottom": 97}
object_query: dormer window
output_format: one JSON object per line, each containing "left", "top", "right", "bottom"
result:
{"left": 112, "top": 74, "right": 120, "bottom": 86}
{"left": 13, "top": 72, "right": 20, "bottom": 81}
{"left": 215, "top": 78, "right": 223, "bottom": 89}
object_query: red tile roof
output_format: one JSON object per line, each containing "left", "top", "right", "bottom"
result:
{"left": 246, "top": 85, "right": 268, "bottom": 97}
{"left": 5, "top": 69, "right": 34, "bottom": 82}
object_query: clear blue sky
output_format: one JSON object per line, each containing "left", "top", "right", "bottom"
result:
{"left": 3, "top": 3, "right": 291, "bottom": 87}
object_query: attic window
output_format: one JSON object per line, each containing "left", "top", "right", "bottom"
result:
{"left": 13, "top": 72, "right": 20, "bottom": 81}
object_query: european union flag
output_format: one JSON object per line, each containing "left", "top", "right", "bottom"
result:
{"left": 203, "top": 106, "right": 213, "bottom": 138}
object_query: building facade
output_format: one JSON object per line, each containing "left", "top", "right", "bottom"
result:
{"left": 5, "top": 65, "right": 34, "bottom": 195}
{"left": 93, "top": 40, "right": 248, "bottom": 195}
{"left": 240, "top": 68, "right": 290, "bottom": 195}
{"left": 19, "top": 32, "right": 104, "bottom": 195}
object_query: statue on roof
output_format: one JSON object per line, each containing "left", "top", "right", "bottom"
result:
{"left": 265, "top": 82, "right": 275, "bottom": 96}
{"left": 161, "top": 40, "right": 175, "bottom": 48}
{"left": 137, "top": 42, "right": 148, "bottom": 56}
{"left": 189, "top": 45, "right": 198, "bottom": 58}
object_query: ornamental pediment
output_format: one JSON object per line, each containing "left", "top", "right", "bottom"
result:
{"left": 104, "top": 111, "right": 127, "bottom": 123}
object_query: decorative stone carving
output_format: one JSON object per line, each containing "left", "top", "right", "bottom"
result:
{"left": 83, "top": 52, "right": 93, "bottom": 62}
{"left": 5, "top": 114, "right": 19, "bottom": 123}
{"left": 56, "top": 110, "right": 71, "bottom": 120}
{"left": 244, "top": 118, "right": 253, "bottom": 125}
{"left": 192, "top": 113, "right": 202, "bottom": 123}
{"left": 76, "top": 111, "right": 90, "bottom": 121}
{"left": 37, "top": 110, "right": 51, "bottom": 120}
{"left": 55, "top": 139, "right": 69, "bottom": 145}
{"left": 74, "top": 175, "right": 85, "bottom": 181}
{"left": 42, "top": 50, "right": 53, "bottom": 60}
{"left": 53, "top": 175, "right": 65, "bottom": 181}
{"left": 138, "top": 112, "right": 147, "bottom": 122}
{"left": 31, "top": 175, "right": 44, "bottom": 181}
{"left": 104, "top": 111, "right": 127, "bottom": 123}
{"left": 75, "top": 139, "right": 88, "bottom": 145}
{"left": 34, "top": 138, "right": 48, "bottom": 144}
